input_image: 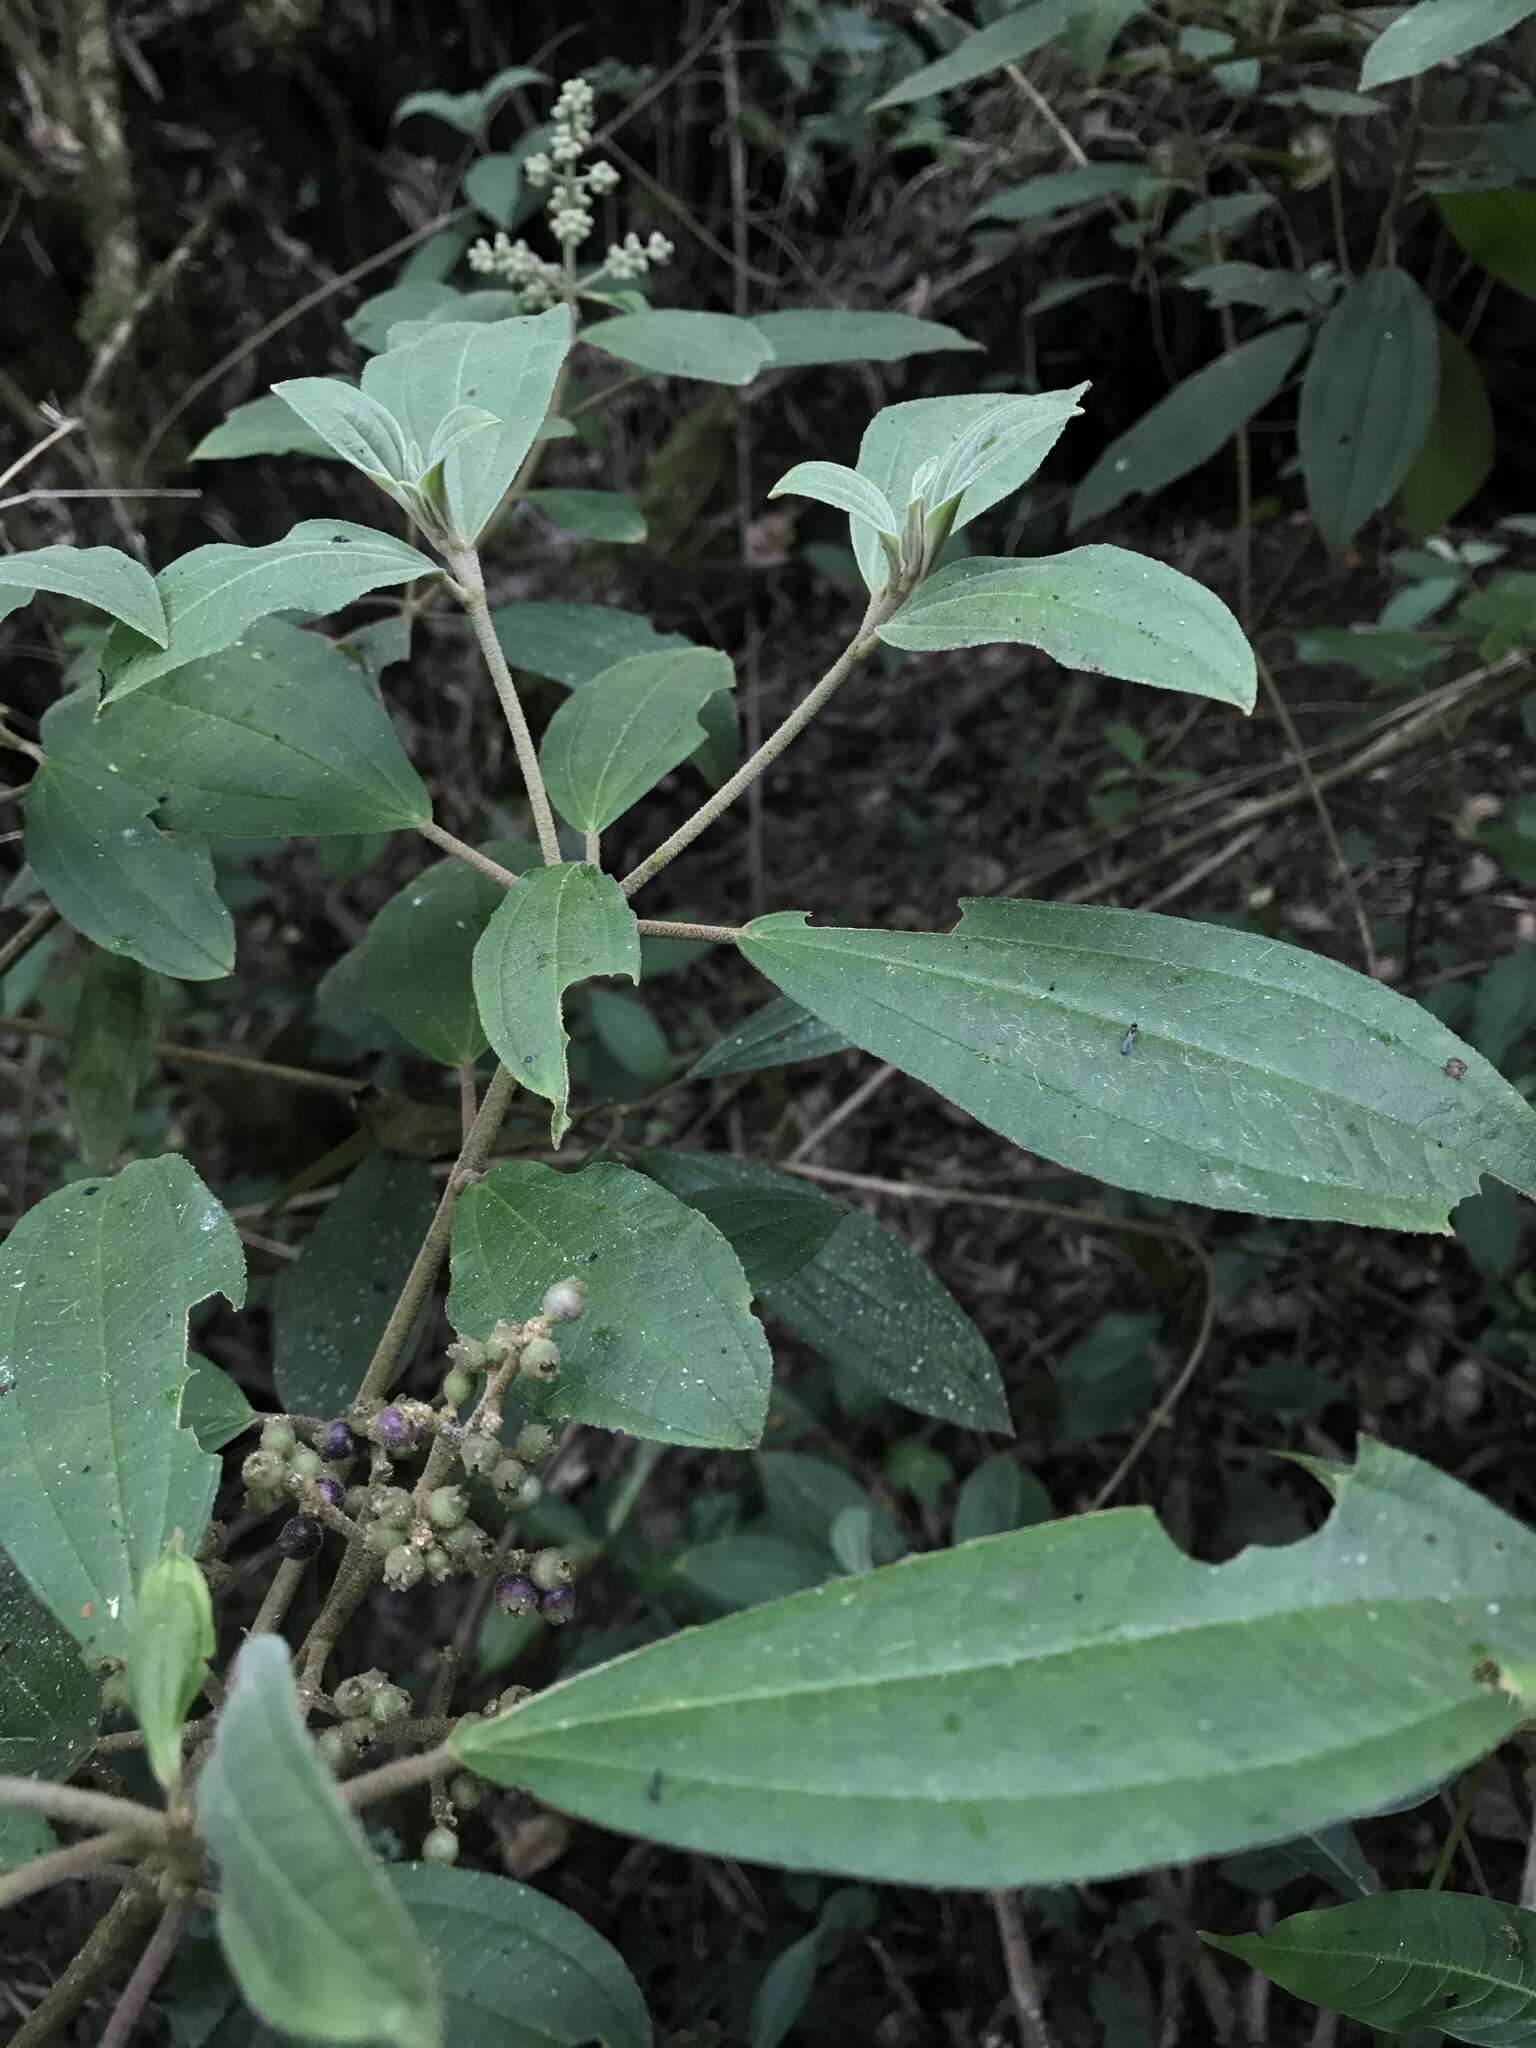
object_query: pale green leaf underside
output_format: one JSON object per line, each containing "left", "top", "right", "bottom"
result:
{"left": 473, "top": 863, "right": 639, "bottom": 1144}
{"left": 451, "top": 1441, "right": 1536, "bottom": 1887}
{"left": 271, "top": 377, "right": 411, "bottom": 483}
{"left": 448, "top": 1161, "right": 772, "bottom": 1448}
{"left": 1209, "top": 1893, "right": 1536, "bottom": 2046}
{"left": 540, "top": 648, "right": 735, "bottom": 834}
{"left": 0, "top": 544, "right": 168, "bottom": 644}
{"left": 199, "top": 1636, "right": 442, "bottom": 2048}
{"left": 1361, "top": 0, "right": 1536, "bottom": 88}
{"left": 769, "top": 462, "right": 900, "bottom": 538}
{"left": 754, "top": 310, "right": 980, "bottom": 367}
{"left": 735, "top": 898, "right": 1536, "bottom": 1230}
{"left": 586, "top": 311, "right": 773, "bottom": 386}
{"left": 101, "top": 522, "right": 437, "bottom": 702}
{"left": 392, "top": 1864, "right": 652, "bottom": 2048}
{"left": 880, "top": 549, "right": 1256, "bottom": 710}
{"left": 0, "top": 1155, "right": 244, "bottom": 1658}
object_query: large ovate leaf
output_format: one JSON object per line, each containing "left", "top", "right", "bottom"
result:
{"left": 198, "top": 1635, "right": 442, "bottom": 2048}
{"left": 448, "top": 1161, "right": 772, "bottom": 1448}
{"left": 527, "top": 488, "right": 646, "bottom": 544}
{"left": 0, "top": 1554, "right": 98, "bottom": 1777}
{"left": 853, "top": 388, "right": 1086, "bottom": 589}
{"left": 27, "top": 691, "right": 235, "bottom": 982}
{"left": 635, "top": 1150, "right": 1010, "bottom": 1432}
{"left": 100, "top": 523, "right": 437, "bottom": 703}
{"left": 1402, "top": 322, "right": 1496, "bottom": 537}
{"left": 871, "top": 0, "right": 1083, "bottom": 108}
{"left": 189, "top": 393, "right": 336, "bottom": 462}
{"left": 736, "top": 899, "right": 1536, "bottom": 1230}
{"left": 391, "top": 1864, "right": 651, "bottom": 2048}
{"left": 587, "top": 311, "right": 773, "bottom": 386}
{"left": 1435, "top": 188, "right": 1536, "bottom": 301}
{"left": 1069, "top": 326, "right": 1309, "bottom": 528}
{"left": 350, "top": 853, "right": 512, "bottom": 1066}
{"left": 1299, "top": 268, "right": 1439, "bottom": 555}
{"left": 754, "top": 310, "right": 980, "bottom": 367}
{"left": 688, "top": 996, "right": 852, "bottom": 1079}
{"left": 0, "top": 544, "right": 168, "bottom": 644}
{"left": 273, "top": 1151, "right": 440, "bottom": 1416}
{"left": 972, "top": 163, "right": 1176, "bottom": 222}
{"left": 1207, "top": 1893, "right": 1536, "bottom": 2045}
{"left": 684, "top": 1185, "right": 843, "bottom": 1292}
{"left": 85, "top": 620, "right": 431, "bottom": 837}
{"left": 491, "top": 602, "right": 692, "bottom": 687}
{"left": 67, "top": 946, "right": 163, "bottom": 1165}
{"left": 539, "top": 648, "right": 735, "bottom": 834}
{"left": 473, "top": 863, "right": 639, "bottom": 1144}
{"left": 880, "top": 549, "right": 1256, "bottom": 710}
{"left": 362, "top": 308, "right": 571, "bottom": 543}
{"left": 1361, "top": 0, "right": 1536, "bottom": 88}
{"left": 0, "top": 1155, "right": 244, "bottom": 1659}
{"left": 451, "top": 1441, "right": 1536, "bottom": 1886}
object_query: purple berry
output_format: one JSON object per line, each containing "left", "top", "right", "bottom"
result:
{"left": 315, "top": 1475, "right": 345, "bottom": 1509}
{"left": 318, "top": 1420, "right": 356, "bottom": 1462}
{"left": 539, "top": 1584, "right": 576, "bottom": 1625}
{"left": 277, "top": 1515, "right": 323, "bottom": 1561}
{"left": 373, "top": 1405, "right": 413, "bottom": 1450}
{"left": 494, "top": 1572, "right": 540, "bottom": 1617}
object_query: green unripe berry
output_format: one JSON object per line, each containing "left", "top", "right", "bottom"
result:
{"left": 427, "top": 1485, "right": 468, "bottom": 1532}
{"left": 364, "top": 1519, "right": 402, "bottom": 1557}
{"left": 459, "top": 1435, "right": 501, "bottom": 1479}
{"left": 289, "top": 1446, "right": 324, "bottom": 1481}
{"left": 519, "top": 1337, "right": 561, "bottom": 1383}
{"left": 260, "top": 1418, "right": 297, "bottom": 1456}
{"left": 371, "top": 1487, "right": 414, "bottom": 1528}
{"left": 491, "top": 1456, "right": 529, "bottom": 1501}
{"left": 334, "top": 1672, "right": 382, "bottom": 1720}
{"left": 242, "top": 1448, "right": 285, "bottom": 1493}
{"left": 514, "top": 1422, "right": 557, "bottom": 1465}
{"left": 422, "top": 1544, "right": 453, "bottom": 1585}
{"left": 447, "top": 1334, "right": 490, "bottom": 1374}
{"left": 530, "top": 1546, "right": 574, "bottom": 1593}
{"left": 343, "top": 1486, "right": 369, "bottom": 1518}
{"left": 383, "top": 1544, "right": 425, "bottom": 1592}
{"left": 442, "top": 1520, "right": 489, "bottom": 1562}
{"left": 441, "top": 1366, "right": 475, "bottom": 1408}
{"left": 509, "top": 1475, "right": 543, "bottom": 1512}
{"left": 317, "top": 1727, "right": 351, "bottom": 1770}
{"left": 449, "top": 1772, "right": 485, "bottom": 1811}
{"left": 369, "top": 1682, "right": 411, "bottom": 1726}
{"left": 421, "top": 1825, "right": 459, "bottom": 1866}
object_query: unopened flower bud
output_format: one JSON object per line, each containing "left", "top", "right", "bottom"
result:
{"left": 383, "top": 1544, "right": 425, "bottom": 1592}
{"left": 334, "top": 1672, "right": 383, "bottom": 1720}
{"left": 428, "top": 1486, "right": 468, "bottom": 1532}
{"left": 541, "top": 1277, "right": 588, "bottom": 1323}
{"left": 459, "top": 1435, "right": 501, "bottom": 1479}
{"left": 317, "top": 1727, "right": 351, "bottom": 1770}
{"left": 491, "top": 1456, "right": 529, "bottom": 1501}
{"left": 446, "top": 1335, "right": 489, "bottom": 1374}
{"left": 441, "top": 1367, "right": 475, "bottom": 1409}
{"left": 519, "top": 1337, "right": 561, "bottom": 1383}
{"left": 422, "top": 1545, "right": 453, "bottom": 1585}
{"left": 442, "top": 1521, "right": 489, "bottom": 1565}
{"left": 277, "top": 1515, "right": 323, "bottom": 1561}
{"left": 289, "top": 1446, "right": 323, "bottom": 1481}
{"left": 371, "top": 1486, "right": 415, "bottom": 1528}
{"left": 449, "top": 1772, "right": 484, "bottom": 1810}
{"left": 530, "top": 1547, "right": 574, "bottom": 1593}
{"left": 514, "top": 1422, "right": 558, "bottom": 1465}
{"left": 260, "top": 1418, "right": 297, "bottom": 1456}
{"left": 369, "top": 1682, "right": 411, "bottom": 1726}
{"left": 421, "top": 1825, "right": 459, "bottom": 1865}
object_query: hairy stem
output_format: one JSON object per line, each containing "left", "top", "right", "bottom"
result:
{"left": 248, "top": 1556, "right": 307, "bottom": 1638}
{"left": 0, "top": 1828, "right": 149, "bottom": 1913}
{"left": 621, "top": 602, "right": 891, "bottom": 897}
{"left": 341, "top": 1743, "right": 455, "bottom": 1810}
{"left": 297, "top": 1535, "right": 379, "bottom": 1692}
{"left": 100, "top": 1901, "right": 186, "bottom": 2048}
{"left": 449, "top": 551, "right": 563, "bottom": 866}
{"left": 0, "top": 1779, "right": 166, "bottom": 1840}
{"left": 416, "top": 818, "right": 520, "bottom": 888}
{"left": 10, "top": 1886, "right": 157, "bottom": 2048}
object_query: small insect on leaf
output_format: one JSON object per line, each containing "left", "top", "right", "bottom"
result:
{"left": 1445, "top": 1057, "right": 1468, "bottom": 1080}
{"left": 1120, "top": 1023, "right": 1139, "bottom": 1056}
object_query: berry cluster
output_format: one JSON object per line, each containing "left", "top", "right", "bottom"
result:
{"left": 465, "top": 76, "right": 674, "bottom": 308}
{"left": 315, "top": 1667, "right": 410, "bottom": 1771}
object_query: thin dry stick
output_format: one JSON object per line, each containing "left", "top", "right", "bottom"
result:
{"left": 9, "top": 1886, "right": 157, "bottom": 2048}
{"left": 100, "top": 1901, "right": 186, "bottom": 2048}
{"left": 449, "top": 554, "right": 562, "bottom": 866}
{"left": 0, "top": 902, "right": 58, "bottom": 977}
{"left": 0, "top": 1010, "right": 362, "bottom": 1097}
{"left": 0, "top": 1827, "right": 147, "bottom": 1913}
{"left": 594, "top": 0, "right": 746, "bottom": 145}
{"left": 1086, "top": 1236, "right": 1217, "bottom": 1512}
{"left": 0, "top": 485, "right": 201, "bottom": 513}
{"left": 0, "top": 413, "right": 79, "bottom": 496}
{"left": 786, "top": 1063, "right": 897, "bottom": 1165}
{"left": 991, "top": 1890, "right": 1057, "bottom": 2048}
{"left": 782, "top": 1163, "right": 1200, "bottom": 1244}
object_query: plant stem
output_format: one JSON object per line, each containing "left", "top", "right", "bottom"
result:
{"left": 621, "top": 606, "right": 889, "bottom": 897}
{"left": 248, "top": 1556, "right": 307, "bottom": 1638}
{"left": 296, "top": 1534, "right": 379, "bottom": 1692}
{"left": 100, "top": 1901, "right": 186, "bottom": 2048}
{"left": 341, "top": 1743, "right": 454, "bottom": 1810}
{"left": 0, "top": 1778, "right": 166, "bottom": 1840}
{"left": 449, "top": 550, "right": 563, "bottom": 867}
{"left": 9, "top": 1886, "right": 157, "bottom": 2048}
{"left": 990, "top": 1890, "right": 1057, "bottom": 2048}
{"left": 0, "top": 1828, "right": 149, "bottom": 1913}
{"left": 353, "top": 1064, "right": 518, "bottom": 1407}
{"left": 416, "top": 819, "right": 520, "bottom": 888}
{"left": 633, "top": 918, "right": 742, "bottom": 943}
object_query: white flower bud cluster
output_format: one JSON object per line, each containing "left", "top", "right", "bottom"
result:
{"left": 603, "top": 229, "right": 674, "bottom": 281}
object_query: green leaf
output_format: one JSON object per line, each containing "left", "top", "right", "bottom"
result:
{"left": 127, "top": 1537, "right": 213, "bottom": 1787}
{"left": 586, "top": 311, "right": 773, "bottom": 386}
{"left": 189, "top": 393, "right": 336, "bottom": 462}
{"left": 1362, "top": 0, "right": 1536, "bottom": 88}
{"left": 0, "top": 1554, "right": 98, "bottom": 1778}
{"left": 393, "top": 64, "right": 546, "bottom": 136}
{"left": 448, "top": 1161, "right": 772, "bottom": 1448}
{"left": 181, "top": 1356, "right": 255, "bottom": 1452}
{"left": 953, "top": 1453, "right": 1052, "bottom": 1543}
{"left": 0, "top": 544, "right": 168, "bottom": 644}
{"left": 928, "top": 391, "right": 1092, "bottom": 511}
{"left": 688, "top": 996, "right": 852, "bottom": 1078}
{"left": 1070, "top": 326, "right": 1309, "bottom": 528}
{"left": 540, "top": 648, "right": 735, "bottom": 834}
{"left": 67, "top": 946, "right": 163, "bottom": 1165}
{"left": 634, "top": 1151, "right": 1010, "bottom": 1432}
{"left": 736, "top": 899, "right": 1536, "bottom": 1230}
{"left": 491, "top": 602, "right": 692, "bottom": 686}
{"left": 1454, "top": 1178, "right": 1522, "bottom": 1281}
{"left": 1207, "top": 1893, "right": 1536, "bottom": 2044}
{"left": 269, "top": 378, "right": 411, "bottom": 485}
{"left": 345, "top": 283, "right": 462, "bottom": 354}
{"left": 0, "top": 1155, "right": 244, "bottom": 1658}
{"left": 1299, "top": 268, "right": 1440, "bottom": 555}
{"left": 768, "top": 462, "right": 900, "bottom": 538}
{"left": 673, "top": 1536, "right": 831, "bottom": 1611}
{"left": 1180, "top": 263, "right": 1332, "bottom": 319}
{"left": 27, "top": 693, "right": 235, "bottom": 982}
{"left": 971, "top": 164, "right": 1174, "bottom": 221}
{"left": 88, "top": 619, "right": 432, "bottom": 835}
{"left": 882, "top": 549, "right": 1256, "bottom": 711}
{"left": 452, "top": 1441, "right": 1536, "bottom": 1886}
{"left": 462, "top": 153, "right": 525, "bottom": 227}
{"left": 351, "top": 854, "right": 511, "bottom": 1066}
{"left": 473, "top": 863, "right": 639, "bottom": 1144}
{"left": 1402, "top": 322, "right": 1495, "bottom": 537}
{"left": 586, "top": 986, "right": 670, "bottom": 1092}
{"left": 853, "top": 387, "right": 1086, "bottom": 588}
{"left": 391, "top": 1863, "right": 651, "bottom": 2048}
{"left": 1161, "top": 191, "right": 1275, "bottom": 249}
{"left": 528, "top": 488, "right": 647, "bottom": 543}
{"left": 0, "top": 1811, "right": 56, "bottom": 1874}
{"left": 100, "top": 522, "right": 437, "bottom": 703}
{"left": 1472, "top": 945, "right": 1536, "bottom": 1067}
{"left": 198, "top": 1634, "right": 442, "bottom": 2048}
{"left": 759, "top": 1452, "right": 903, "bottom": 1563}
{"left": 754, "top": 310, "right": 980, "bottom": 367}
{"left": 1436, "top": 188, "right": 1536, "bottom": 300}
{"left": 273, "top": 1152, "right": 440, "bottom": 1416}
{"left": 686, "top": 1185, "right": 843, "bottom": 1291}
{"left": 361, "top": 308, "right": 571, "bottom": 543}
{"left": 871, "top": 0, "right": 1083, "bottom": 108}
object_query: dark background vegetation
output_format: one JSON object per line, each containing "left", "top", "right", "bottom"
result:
{"left": 2, "top": 2, "right": 1535, "bottom": 2043}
